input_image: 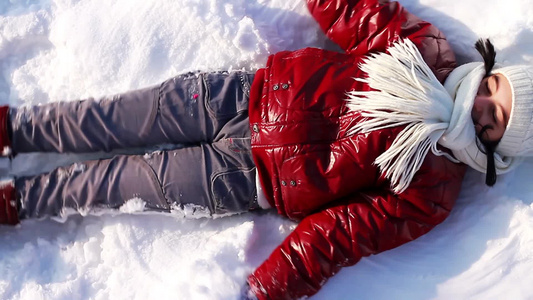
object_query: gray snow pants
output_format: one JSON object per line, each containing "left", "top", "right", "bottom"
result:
{"left": 10, "top": 71, "right": 259, "bottom": 219}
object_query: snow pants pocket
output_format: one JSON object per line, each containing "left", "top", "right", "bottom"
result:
{"left": 211, "top": 167, "right": 257, "bottom": 214}
{"left": 203, "top": 71, "right": 252, "bottom": 118}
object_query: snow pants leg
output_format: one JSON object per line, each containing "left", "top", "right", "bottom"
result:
{"left": 10, "top": 71, "right": 253, "bottom": 152}
{"left": 11, "top": 71, "right": 259, "bottom": 219}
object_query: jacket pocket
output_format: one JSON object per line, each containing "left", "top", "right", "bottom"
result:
{"left": 278, "top": 147, "right": 367, "bottom": 218}
{"left": 278, "top": 150, "right": 336, "bottom": 217}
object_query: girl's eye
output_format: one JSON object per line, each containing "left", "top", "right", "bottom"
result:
{"left": 492, "top": 107, "right": 497, "bottom": 123}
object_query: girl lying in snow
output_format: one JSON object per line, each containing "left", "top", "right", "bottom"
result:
{"left": 1, "top": 0, "right": 533, "bottom": 299}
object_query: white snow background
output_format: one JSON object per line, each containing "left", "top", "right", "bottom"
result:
{"left": 0, "top": 0, "right": 533, "bottom": 299}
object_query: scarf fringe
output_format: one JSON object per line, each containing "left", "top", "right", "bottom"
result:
{"left": 346, "top": 39, "right": 457, "bottom": 193}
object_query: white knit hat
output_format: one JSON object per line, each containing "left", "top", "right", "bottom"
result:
{"left": 493, "top": 66, "right": 533, "bottom": 157}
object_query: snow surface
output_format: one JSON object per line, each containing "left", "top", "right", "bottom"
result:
{"left": 0, "top": 0, "right": 533, "bottom": 299}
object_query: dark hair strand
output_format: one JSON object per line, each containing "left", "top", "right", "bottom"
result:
{"left": 475, "top": 38, "right": 496, "bottom": 76}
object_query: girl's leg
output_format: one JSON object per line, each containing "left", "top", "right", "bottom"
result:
{"left": 10, "top": 71, "right": 254, "bottom": 153}
{"left": 16, "top": 138, "right": 258, "bottom": 219}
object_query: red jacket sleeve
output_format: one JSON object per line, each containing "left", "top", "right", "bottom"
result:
{"left": 248, "top": 154, "right": 466, "bottom": 299}
{"left": 306, "top": 0, "right": 456, "bottom": 82}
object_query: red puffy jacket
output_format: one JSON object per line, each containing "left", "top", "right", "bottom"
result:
{"left": 247, "top": 0, "right": 467, "bottom": 299}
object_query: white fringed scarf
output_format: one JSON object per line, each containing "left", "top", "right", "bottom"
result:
{"left": 346, "top": 39, "right": 519, "bottom": 193}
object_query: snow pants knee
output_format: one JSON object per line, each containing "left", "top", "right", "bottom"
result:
{"left": 10, "top": 71, "right": 259, "bottom": 219}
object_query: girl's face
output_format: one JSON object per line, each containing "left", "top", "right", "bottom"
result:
{"left": 471, "top": 73, "right": 513, "bottom": 143}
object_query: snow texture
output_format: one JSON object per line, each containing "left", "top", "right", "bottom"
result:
{"left": 0, "top": 0, "right": 532, "bottom": 299}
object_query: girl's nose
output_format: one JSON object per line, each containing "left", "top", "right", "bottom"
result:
{"left": 478, "top": 110, "right": 492, "bottom": 127}
{"left": 472, "top": 97, "right": 483, "bottom": 120}
{"left": 472, "top": 96, "right": 494, "bottom": 131}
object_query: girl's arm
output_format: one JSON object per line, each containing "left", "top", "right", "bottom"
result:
{"left": 306, "top": 0, "right": 456, "bottom": 82}
{"left": 248, "top": 153, "right": 466, "bottom": 300}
